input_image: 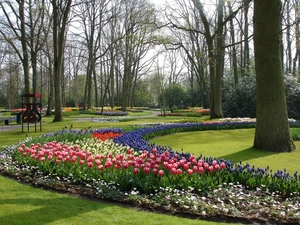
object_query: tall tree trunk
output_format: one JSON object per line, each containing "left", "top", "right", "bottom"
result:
{"left": 52, "top": 0, "right": 72, "bottom": 122}
{"left": 19, "top": 0, "right": 31, "bottom": 94}
{"left": 228, "top": 1, "right": 238, "bottom": 85}
{"left": 243, "top": 0, "right": 250, "bottom": 76}
{"left": 253, "top": 0, "right": 295, "bottom": 152}
{"left": 293, "top": 0, "right": 300, "bottom": 78}
{"left": 213, "top": 0, "right": 224, "bottom": 118}
{"left": 286, "top": 1, "right": 292, "bottom": 73}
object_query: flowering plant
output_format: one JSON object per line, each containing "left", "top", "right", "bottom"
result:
{"left": 12, "top": 123, "right": 300, "bottom": 197}
{"left": 1, "top": 121, "right": 300, "bottom": 223}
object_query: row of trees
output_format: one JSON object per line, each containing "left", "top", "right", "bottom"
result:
{"left": 0, "top": 0, "right": 297, "bottom": 151}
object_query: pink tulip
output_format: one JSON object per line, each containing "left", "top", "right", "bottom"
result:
{"left": 171, "top": 167, "right": 177, "bottom": 174}
{"left": 214, "top": 164, "right": 220, "bottom": 170}
{"left": 152, "top": 148, "right": 157, "bottom": 154}
{"left": 71, "top": 156, "right": 77, "bottom": 163}
{"left": 183, "top": 163, "right": 190, "bottom": 170}
{"left": 98, "top": 165, "right": 104, "bottom": 170}
{"left": 64, "top": 156, "right": 70, "bottom": 162}
{"left": 95, "top": 159, "right": 101, "bottom": 165}
{"left": 220, "top": 162, "right": 226, "bottom": 169}
{"left": 187, "top": 169, "right": 193, "bottom": 175}
{"left": 176, "top": 169, "right": 182, "bottom": 175}
{"left": 143, "top": 167, "right": 150, "bottom": 174}
{"left": 127, "top": 149, "right": 132, "bottom": 154}
{"left": 158, "top": 170, "right": 164, "bottom": 177}
{"left": 212, "top": 160, "right": 218, "bottom": 166}
{"left": 87, "top": 156, "right": 93, "bottom": 162}
{"left": 122, "top": 162, "right": 129, "bottom": 169}
{"left": 193, "top": 165, "right": 198, "bottom": 172}
{"left": 133, "top": 167, "right": 139, "bottom": 175}
{"left": 152, "top": 168, "right": 158, "bottom": 174}
{"left": 198, "top": 167, "right": 204, "bottom": 174}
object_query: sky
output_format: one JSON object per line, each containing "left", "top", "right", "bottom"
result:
{"left": 151, "top": 0, "right": 167, "bottom": 6}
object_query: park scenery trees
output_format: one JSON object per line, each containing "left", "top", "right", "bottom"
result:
{"left": 1, "top": 1, "right": 300, "bottom": 223}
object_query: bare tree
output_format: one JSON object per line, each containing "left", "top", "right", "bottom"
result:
{"left": 0, "top": 0, "right": 51, "bottom": 95}
{"left": 51, "top": 0, "right": 72, "bottom": 122}
{"left": 117, "top": 0, "right": 158, "bottom": 111}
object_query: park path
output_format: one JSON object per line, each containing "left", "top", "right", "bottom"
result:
{"left": 0, "top": 110, "right": 161, "bottom": 133}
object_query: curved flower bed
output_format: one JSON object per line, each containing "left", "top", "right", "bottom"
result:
{"left": 0, "top": 121, "right": 300, "bottom": 224}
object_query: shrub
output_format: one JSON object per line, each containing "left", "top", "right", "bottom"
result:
{"left": 222, "top": 74, "right": 300, "bottom": 119}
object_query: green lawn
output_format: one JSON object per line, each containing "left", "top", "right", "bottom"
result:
{"left": 151, "top": 129, "right": 300, "bottom": 174}
{"left": 2, "top": 175, "right": 229, "bottom": 225}
{"left": 0, "top": 113, "right": 298, "bottom": 225}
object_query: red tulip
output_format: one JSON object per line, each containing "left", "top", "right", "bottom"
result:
{"left": 133, "top": 167, "right": 139, "bottom": 175}
{"left": 152, "top": 148, "right": 157, "bottom": 154}
{"left": 198, "top": 167, "right": 204, "bottom": 174}
{"left": 152, "top": 168, "right": 158, "bottom": 174}
{"left": 193, "top": 165, "right": 198, "bottom": 172}
{"left": 176, "top": 169, "right": 182, "bottom": 175}
{"left": 220, "top": 162, "right": 226, "bottom": 169}
{"left": 171, "top": 167, "right": 176, "bottom": 174}
{"left": 158, "top": 170, "right": 164, "bottom": 177}
{"left": 143, "top": 167, "right": 150, "bottom": 174}
{"left": 183, "top": 163, "right": 190, "bottom": 170}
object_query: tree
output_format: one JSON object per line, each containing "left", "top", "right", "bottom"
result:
{"left": 51, "top": 0, "right": 72, "bottom": 122}
{"left": 253, "top": 0, "right": 295, "bottom": 152}
{"left": 0, "top": 0, "right": 51, "bottom": 95}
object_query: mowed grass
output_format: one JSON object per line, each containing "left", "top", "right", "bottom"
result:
{"left": 151, "top": 128, "right": 300, "bottom": 174}
{"left": 0, "top": 113, "right": 297, "bottom": 225}
{"left": 2, "top": 175, "right": 229, "bottom": 225}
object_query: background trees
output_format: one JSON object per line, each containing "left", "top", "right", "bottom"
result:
{"left": 0, "top": 0, "right": 300, "bottom": 150}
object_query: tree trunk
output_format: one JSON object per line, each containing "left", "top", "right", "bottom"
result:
{"left": 52, "top": 0, "right": 72, "bottom": 122}
{"left": 213, "top": 0, "right": 224, "bottom": 118}
{"left": 228, "top": 1, "right": 238, "bottom": 85}
{"left": 253, "top": 0, "right": 295, "bottom": 152}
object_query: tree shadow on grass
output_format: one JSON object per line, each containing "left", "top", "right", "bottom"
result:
{"left": 0, "top": 195, "right": 108, "bottom": 224}
{"left": 218, "top": 146, "right": 280, "bottom": 164}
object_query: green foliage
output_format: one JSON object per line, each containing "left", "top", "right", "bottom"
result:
{"left": 164, "top": 83, "right": 187, "bottom": 108}
{"left": 184, "top": 112, "right": 203, "bottom": 117}
{"left": 223, "top": 74, "right": 300, "bottom": 119}
{"left": 222, "top": 75, "right": 256, "bottom": 118}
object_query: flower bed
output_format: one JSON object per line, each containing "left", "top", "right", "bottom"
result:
{"left": 94, "top": 111, "right": 129, "bottom": 116}
{"left": 0, "top": 122, "right": 300, "bottom": 224}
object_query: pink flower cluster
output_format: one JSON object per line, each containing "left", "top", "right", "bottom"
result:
{"left": 17, "top": 142, "right": 226, "bottom": 177}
